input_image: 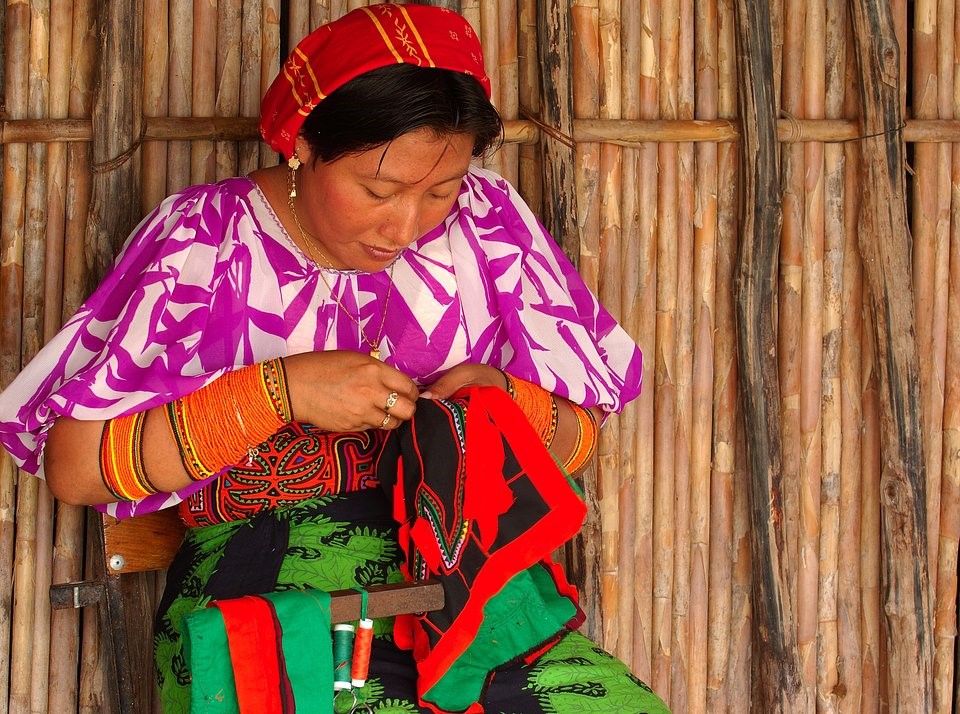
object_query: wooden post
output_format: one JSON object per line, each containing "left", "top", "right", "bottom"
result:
{"left": 732, "top": 0, "right": 808, "bottom": 709}
{"left": 846, "top": 0, "right": 934, "bottom": 708}
{"left": 83, "top": 0, "right": 151, "bottom": 706}
{"left": 85, "top": 0, "right": 144, "bottom": 278}
{"left": 537, "top": 0, "right": 600, "bottom": 637}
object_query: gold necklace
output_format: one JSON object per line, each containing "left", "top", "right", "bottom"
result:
{"left": 287, "top": 177, "right": 395, "bottom": 360}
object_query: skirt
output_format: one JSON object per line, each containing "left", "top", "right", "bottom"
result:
{"left": 154, "top": 490, "right": 670, "bottom": 713}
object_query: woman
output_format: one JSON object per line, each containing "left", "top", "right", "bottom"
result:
{"left": 0, "top": 4, "right": 668, "bottom": 713}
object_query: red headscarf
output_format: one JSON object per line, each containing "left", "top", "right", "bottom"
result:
{"left": 259, "top": 3, "right": 491, "bottom": 158}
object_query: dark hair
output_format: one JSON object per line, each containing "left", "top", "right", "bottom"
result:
{"left": 299, "top": 63, "right": 503, "bottom": 162}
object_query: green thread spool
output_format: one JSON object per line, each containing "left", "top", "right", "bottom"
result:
{"left": 333, "top": 623, "right": 355, "bottom": 691}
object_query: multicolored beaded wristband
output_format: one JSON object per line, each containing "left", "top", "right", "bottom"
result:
{"left": 99, "top": 411, "right": 159, "bottom": 501}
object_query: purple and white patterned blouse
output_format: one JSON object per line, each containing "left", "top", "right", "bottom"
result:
{"left": 0, "top": 166, "right": 642, "bottom": 517}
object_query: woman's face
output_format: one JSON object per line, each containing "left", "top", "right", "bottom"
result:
{"left": 294, "top": 128, "right": 475, "bottom": 272}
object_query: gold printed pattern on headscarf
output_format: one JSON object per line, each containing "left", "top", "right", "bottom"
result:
{"left": 284, "top": 47, "right": 326, "bottom": 117}
{"left": 361, "top": 5, "right": 436, "bottom": 69}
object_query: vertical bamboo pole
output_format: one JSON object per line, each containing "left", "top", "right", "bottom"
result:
{"left": 836, "top": 130, "right": 865, "bottom": 714}
{"left": 495, "top": 0, "right": 518, "bottom": 185}
{"left": 631, "top": 0, "right": 660, "bottom": 685}
{"left": 328, "top": 0, "right": 348, "bottom": 20}
{"left": 859, "top": 304, "right": 882, "bottom": 712}
{"left": 460, "top": 0, "right": 479, "bottom": 51}
{"left": 79, "top": 535, "right": 105, "bottom": 712}
{"left": 912, "top": 0, "right": 948, "bottom": 604}
{"left": 799, "top": 0, "right": 826, "bottom": 699}
{"left": 571, "top": 0, "right": 605, "bottom": 645}
{"left": 706, "top": 0, "right": 738, "bottom": 707}
{"left": 168, "top": 0, "right": 193, "bottom": 191}
{"left": 927, "top": 2, "right": 958, "bottom": 712}
{"left": 287, "top": 0, "right": 309, "bottom": 46}
{"left": 9, "top": 0, "right": 52, "bottom": 707}
{"left": 191, "top": 0, "right": 217, "bottom": 183}
{"left": 259, "top": 0, "right": 281, "bottom": 166}
{"left": 669, "top": 0, "right": 695, "bottom": 703}
{"left": 65, "top": 0, "right": 97, "bottom": 711}
{"left": 142, "top": 0, "right": 168, "bottom": 213}
{"left": 238, "top": 0, "right": 262, "bottom": 175}
{"left": 516, "top": 0, "right": 540, "bottom": 213}
{"left": 478, "top": 0, "right": 502, "bottom": 176}
{"left": 618, "top": 0, "right": 646, "bottom": 682}
{"left": 936, "top": 132, "right": 960, "bottom": 714}
{"left": 817, "top": 13, "right": 843, "bottom": 706}
{"left": 29, "top": 0, "right": 56, "bottom": 709}
{"left": 215, "top": 0, "right": 242, "bottom": 180}
{"left": 652, "top": 0, "right": 678, "bottom": 698}
{"left": 44, "top": 0, "right": 81, "bottom": 708}
{"left": 310, "top": 0, "right": 331, "bottom": 28}
{"left": 687, "top": 0, "right": 718, "bottom": 708}
{"left": 728, "top": 427, "right": 754, "bottom": 703}
{"left": 0, "top": 0, "right": 30, "bottom": 704}
{"left": 596, "top": 0, "right": 627, "bottom": 663}
{"left": 778, "top": 0, "right": 807, "bottom": 698}
{"left": 933, "top": 3, "right": 960, "bottom": 712}
{"left": 832, "top": 10, "right": 865, "bottom": 714}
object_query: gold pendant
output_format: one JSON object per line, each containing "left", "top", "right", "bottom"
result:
{"left": 369, "top": 348, "right": 381, "bottom": 360}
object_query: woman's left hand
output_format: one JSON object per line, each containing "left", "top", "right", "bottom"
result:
{"left": 419, "top": 363, "right": 506, "bottom": 400}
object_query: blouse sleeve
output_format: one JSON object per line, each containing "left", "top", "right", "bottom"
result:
{"left": 0, "top": 180, "right": 283, "bottom": 491}
{"left": 452, "top": 168, "right": 643, "bottom": 412}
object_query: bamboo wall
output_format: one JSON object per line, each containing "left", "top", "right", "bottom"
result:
{"left": 0, "top": 0, "right": 957, "bottom": 711}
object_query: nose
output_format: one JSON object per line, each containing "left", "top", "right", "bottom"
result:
{"left": 383, "top": 199, "right": 421, "bottom": 247}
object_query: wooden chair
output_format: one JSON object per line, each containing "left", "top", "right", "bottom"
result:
{"left": 49, "top": 507, "right": 444, "bottom": 713}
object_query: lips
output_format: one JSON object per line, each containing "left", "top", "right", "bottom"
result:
{"left": 362, "top": 243, "right": 402, "bottom": 262}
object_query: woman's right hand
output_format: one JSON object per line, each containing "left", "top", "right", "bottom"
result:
{"left": 281, "top": 350, "right": 419, "bottom": 432}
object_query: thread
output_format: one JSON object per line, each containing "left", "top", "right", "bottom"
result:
{"left": 333, "top": 623, "right": 355, "bottom": 691}
{"left": 351, "top": 618, "right": 374, "bottom": 687}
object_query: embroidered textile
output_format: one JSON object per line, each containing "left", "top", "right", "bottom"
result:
{"left": 179, "top": 423, "right": 385, "bottom": 527}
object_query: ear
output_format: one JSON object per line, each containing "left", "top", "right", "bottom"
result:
{"left": 292, "top": 135, "right": 314, "bottom": 164}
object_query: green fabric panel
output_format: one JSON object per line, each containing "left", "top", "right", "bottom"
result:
{"left": 263, "top": 590, "right": 335, "bottom": 714}
{"left": 182, "top": 606, "right": 240, "bottom": 713}
{"left": 424, "top": 565, "right": 577, "bottom": 711}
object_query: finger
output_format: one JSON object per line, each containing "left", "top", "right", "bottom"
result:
{"left": 419, "top": 375, "right": 458, "bottom": 400}
{"left": 385, "top": 378, "right": 420, "bottom": 403}
{"left": 383, "top": 397, "right": 416, "bottom": 423}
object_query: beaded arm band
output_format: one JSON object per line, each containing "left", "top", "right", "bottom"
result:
{"left": 100, "top": 411, "right": 159, "bottom": 501}
{"left": 562, "top": 404, "right": 599, "bottom": 473}
{"left": 498, "top": 368, "right": 599, "bottom": 473}
{"left": 166, "top": 358, "right": 293, "bottom": 482}
{"left": 499, "top": 370, "right": 559, "bottom": 447}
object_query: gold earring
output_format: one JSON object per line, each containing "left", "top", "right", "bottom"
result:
{"left": 287, "top": 154, "right": 301, "bottom": 199}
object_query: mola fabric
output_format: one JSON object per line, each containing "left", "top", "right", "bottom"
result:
{"left": 155, "top": 392, "right": 669, "bottom": 713}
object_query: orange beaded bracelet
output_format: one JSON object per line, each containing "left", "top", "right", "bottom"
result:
{"left": 500, "top": 371, "right": 558, "bottom": 447}
{"left": 166, "top": 358, "right": 292, "bottom": 481}
{"left": 562, "top": 404, "right": 599, "bottom": 473}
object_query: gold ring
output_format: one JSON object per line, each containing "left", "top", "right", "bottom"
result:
{"left": 379, "top": 413, "right": 392, "bottom": 429}
{"left": 385, "top": 391, "right": 399, "bottom": 411}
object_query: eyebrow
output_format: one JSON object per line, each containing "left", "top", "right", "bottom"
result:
{"left": 363, "top": 169, "right": 467, "bottom": 186}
